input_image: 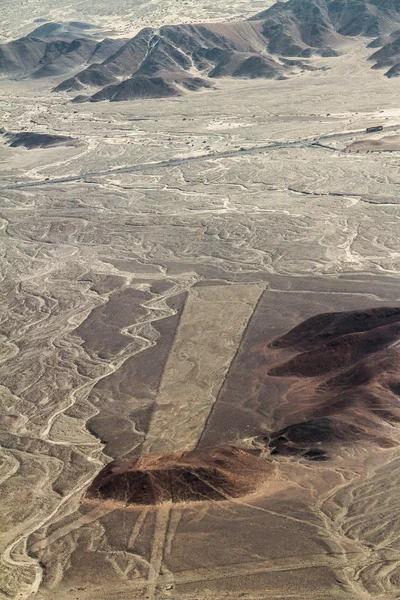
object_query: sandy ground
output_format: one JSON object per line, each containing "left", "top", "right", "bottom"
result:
{"left": 1, "top": 28, "right": 400, "bottom": 600}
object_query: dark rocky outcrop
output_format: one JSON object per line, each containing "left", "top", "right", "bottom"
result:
{"left": 267, "top": 418, "right": 363, "bottom": 460}
{"left": 264, "top": 307, "right": 400, "bottom": 460}
{"left": 63, "top": 22, "right": 291, "bottom": 101}
{"left": 88, "top": 74, "right": 213, "bottom": 102}
{"left": 86, "top": 446, "right": 271, "bottom": 506}
{"left": 386, "top": 63, "right": 400, "bottom": 77}
{"left": 269, "top": 307, "right": 400, "bottom": 350}
{"left": 2, "top": 130, "right": 77, "bottom": 149}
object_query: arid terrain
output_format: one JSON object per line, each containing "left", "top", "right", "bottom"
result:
{"left": 1, "top": 0, "right": 400, "bottom": 599}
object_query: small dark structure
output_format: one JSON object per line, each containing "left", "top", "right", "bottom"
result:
{"left": 366, "top": 125, "right": 383, "bottom": 133}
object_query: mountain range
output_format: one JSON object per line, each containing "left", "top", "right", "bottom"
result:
{"left": 1, "top": 0, "right": 400, "bottom": 102}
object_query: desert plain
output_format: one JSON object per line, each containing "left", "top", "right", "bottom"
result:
{"left": 1, "top": 0, "right": 400, "bottom": 599}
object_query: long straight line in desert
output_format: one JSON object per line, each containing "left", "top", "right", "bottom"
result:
{"left": 142, "top": 285, "right": 263, "bottom": 454}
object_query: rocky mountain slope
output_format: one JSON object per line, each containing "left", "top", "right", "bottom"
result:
{"left": 0, "top": 21, "right": 126, "bottom": 79}
{"left": 1, "top": 0, "right": 399, "bottom": 103}
{"left": 368, "top": 29, "right": 400, "bottom": 77}
{"left": 264, "top": 307, "right": 400, "bottom": 460}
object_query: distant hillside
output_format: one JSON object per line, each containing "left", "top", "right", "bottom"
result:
{"left": 264, "top": 306, "right": 400, "bottom": 461}
{"left": 0, "top": 21, "right": 126, "bottom": 79}
{"left": 251, "top": 0, "right": 400, "bottom": 75}
{"left": 1, "top": 0, "right": 400, "bottom": 102}
{"left": 368, "top": 29, "right": 400, "bottom": 77}
{"left": 53, "top": 21, "right": 296, "bottom": 101}
{"left": 252, "top": 0, "right": 400, "bottom": 39}
{"left": 1, "top": 130, "right": 77, "bottom": 149}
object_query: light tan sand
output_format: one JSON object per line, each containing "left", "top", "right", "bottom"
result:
{"left": 142, "top": 285, "right": 263, "bottom": 453}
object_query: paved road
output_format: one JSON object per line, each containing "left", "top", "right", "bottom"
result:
{"left": 2, "top": 124, "right": 399, "bottom": 190}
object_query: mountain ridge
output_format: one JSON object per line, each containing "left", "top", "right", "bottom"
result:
{"left": 1, "top": 0, "right": 400, "bottom": 103}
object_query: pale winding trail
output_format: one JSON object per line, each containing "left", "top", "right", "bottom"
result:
{"left": 0, "top": 284, "right": 188, "bottom": 599}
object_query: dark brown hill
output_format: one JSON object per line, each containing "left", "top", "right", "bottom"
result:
{"left": 269, "top": 322, "right": 400, "bottom": 377}
{"left": 252, "top": 0, "right": 400, "bottom": 39}
{"left": 2, "top": 131, "right": 77, "bottom": 149}
{"left": 267, "top": 417, "right": 364, "bottom": 460}
{"left": 86, "top": 446, "right": 271, "bottom": 506}
{"left": 265, "top": 307, "right": 400, "bottom": 459}
{"left": 386, "top": 63, "right": 400, "bottom": 77}
{"left": 270, "top": 307, "right": 400, "bottom": 350}
{"left": 53, "top": 27, "right": 155, "bottom": 92}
